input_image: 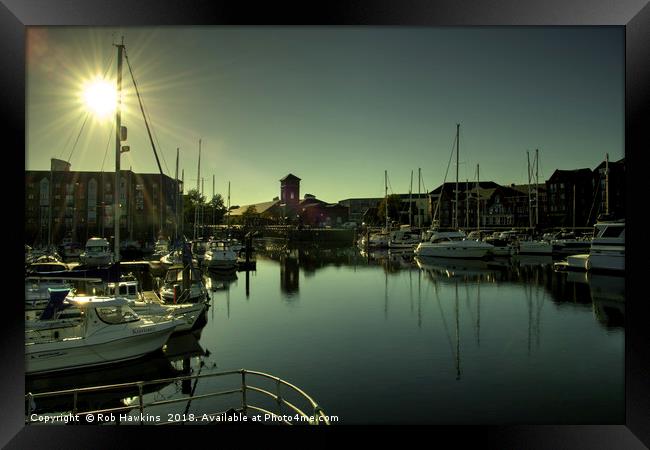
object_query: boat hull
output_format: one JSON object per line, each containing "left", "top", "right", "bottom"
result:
{"left": 415, "top": 244, "right": 493, "bottom": 259}
{"left": 25, "top": 324, "right": 174, "bottom": 375}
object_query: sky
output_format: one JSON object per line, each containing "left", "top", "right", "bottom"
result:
{"left": 25, "top": 27, "right": 624, "bottom": 207}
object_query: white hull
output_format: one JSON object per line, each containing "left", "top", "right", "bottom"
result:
{"left": 25, "top": 324, "right": 174, "bottom": 375}
{"left": 566, "top": 254, "right": 590, "bottom": 271}
{"left": 79, "top": 254, "right": 114, "bottom": 266}
{"left": 518, "top": 241, "right": 553, "bottom": 255}
{"left": 588, "top": 253, "right": 624, "bottom": 272}
{"left": 415, "top": 244, "right": 492, "bottom": 259}
{"left": 132, "top": 302, "right": 205, "bottom": 333}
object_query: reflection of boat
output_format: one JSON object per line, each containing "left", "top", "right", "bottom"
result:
{"left": 25, "top": 294, "right": 178, "bottom": 375}
{"left": 205, "top": 270, "right": 238, "bottom": 292}
{"left": 513, "top": 254, "right": 553, "bottom": 267}
{"left": 588, "top": 273, "right": 624, "bottom": 329}
{"left": 415, "top": 230, "right": 494, "bottom": 259}
{"left": 415, "top": 255, "right": 499, "bottom": 279}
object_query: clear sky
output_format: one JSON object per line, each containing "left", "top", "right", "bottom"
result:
{"left": 26, "top": 26, "right": 624, "bottom": 206}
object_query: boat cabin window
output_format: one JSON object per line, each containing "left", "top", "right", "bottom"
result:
{"left": 95, "top": 305, "right": 139, "bottom": 324}
{"left": 87, "top": 246, "right": 108, "bottom": 254}
{"left": 597, "top": 225, "right": 624, "bottom": 238}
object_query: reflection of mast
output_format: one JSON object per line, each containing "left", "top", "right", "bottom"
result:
{"left": 477, "top": 281, "right": 481, "bottom": 347}
{"left": 418, "top": 267, "right": 422, "bottom": 328}
{"left": 455, "top": 281, "right": 461, "bottom": 381}
{"left": 384, "top": 269, "right": 388, "bottom": 320}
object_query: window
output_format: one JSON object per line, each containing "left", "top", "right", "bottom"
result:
{"left": 95, "top": 305, "right": 139, "bottom": 324}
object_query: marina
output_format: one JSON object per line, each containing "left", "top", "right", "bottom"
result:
{"left": 23, "top": 27, "right": 626, "bottom": 427}
{"left": 25, "top": 242, "right": 624, "bottom": 424}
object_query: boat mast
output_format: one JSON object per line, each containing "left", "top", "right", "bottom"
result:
{"left": 409, "top": 170, "right": 413, "bottom": 227}
{"left": 527, "top": 151, "right": 532, "bottom": 230}
{"left": 476, "top": 164, "right": 480, "bottom": 231}
{"left": 175, "top": 148, "right": 179, "bottom": 242}
{"left": 605, "top": 153, "right": 609, "bottom": 215}
{"left": 194, "top": 139, "right": 201, "bottom": 240}
{"left": 465, "top": 179, "right": 469, "bottom": 229}
{"left": 212, "top": 174, "right": 215, "bottom": 237}
{"left": 455, "top": 123, "right": 459, "bottom": 230}
{"left": 114, "top": 37, "right": 125, "bottom": 263}
{"left": 181, "top": 169, "right": 184, "bottom": 240}
{"left": 535, "top": 149, "right": 539, "bottom": 227}
{"left": 227, "top": 181, "right": 231, "bottom": 232}
{"left": 418, "top": 168, "right": 421, "bottom": 228}
{"left": 573, "top": 184, "right": 576, "bottom": 230}
{"left": 384, "top": 170, "right": 388, "bottom": 232}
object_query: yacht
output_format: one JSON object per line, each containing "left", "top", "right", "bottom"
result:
{"left": 414, "top": 230, "right": 494, "bottom": 259}
{"left": 107, "top": 279, "right": 206, "bottom": 333}
{"left": 159, "top": 265, "right": 209, "bottom": 304}
{"left": 388, "top": 227, "right": 421, "bottom": 249}
{"left": 587, "top": 218, "right": 624, "bottom": 272}
{"left": 518, "top": 239, "right": 553, "bottom": 255}
{"left": 79, "top": 237, "right": 114, "bottom": 267}
{"left": 25, "top": 290, "right": 178, "bottom": 375}
{"left": 203, "top": 240, "right": 237, "bottom": 270}
{"left": 151, "top": 238, "right": 170, "bottom": 260}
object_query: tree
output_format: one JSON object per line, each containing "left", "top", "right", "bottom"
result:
{"left": 207, "top": 193, "right": 227, "bottom": 224}
{"left": 241, "top": 205, "right": 258, "bottom": 226}
{"left": 378, "top": 194, "right": 402, "bottom": 225}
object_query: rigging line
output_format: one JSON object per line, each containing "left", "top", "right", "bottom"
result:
{"left": 123, "top": 48, "right": 165, "bottom": 176}
{"left": 99, "top": 122, "right": 115, "bottom": 172}
{"left": 141, "top": 94, "right": 171, "bottom": 175}
{"left": 433, "top": 133, "right": 458, "bottom": 221}
{"left": 66, "top": 114, "right": 90, "bottom": 163}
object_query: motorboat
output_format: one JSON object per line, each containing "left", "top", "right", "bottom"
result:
{"left": 159, "top": 265, "right": 209, "bottom": 304}
{"left": 203, "top": 240, "right": 238, "bottom": 270}
{"left": 26, "top": 261, "right": 69, "bottom": 277}
{"left": 554, "top": 218, "right": 625, "bottom": 273}
{"left": 25, "top": 290, "right": 178, "bottom": 375}
{"left": 550, "top": 231, "right": 591, "bottom": 256}
{"left": 483, "top": 237, "right": 514, "bottom": 257}
{"left": 106, "top": 279, "right": 206, "bottom": 333}
{"left": 518, "top": 239, "right": 553, "bottom": 255}
{"left": 79, "top": 237, "right": 114, "bottom": 267}
{"left": 587, "top": 218, "right": 624, "bottom": 272}
{"left": 59, "top": 238, "right": 83, "bottom": 259}
{"left": 414, "top": 230, "right": 494, "bottom": 259}
{"left": 151, "top": 239, "right": 170, "bottom": 260}
{"left": 388, "top": 227, "right": 421, "bottom": 249}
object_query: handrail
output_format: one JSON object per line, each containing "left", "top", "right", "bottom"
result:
{"left": 26, "top": 369, "right": 330, "bottom": 426}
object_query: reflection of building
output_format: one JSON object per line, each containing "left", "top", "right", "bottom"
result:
{"left": 25, "top": 160, "right": 182, "bottom": 244}
{"left": 280, "top": 253, "right": 300, "bottom": 296}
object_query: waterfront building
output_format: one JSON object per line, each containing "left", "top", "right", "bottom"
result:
{"left": 25, "top": 161, "right": 182, "bottom": 246}
{"left": 544, "top": 168, "right": 595, "bottom": 228}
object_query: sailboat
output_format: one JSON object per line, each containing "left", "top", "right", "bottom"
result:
{"left": 416, "top": 124, "right": 494, "bottom": 259}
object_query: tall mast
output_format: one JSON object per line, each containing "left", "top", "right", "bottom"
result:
{"left": 527, "top": 151, "right": 532, "bottom": 229}
{"left": 465, "top": 179, "right": 469, "bottom": 229}
{"left": 409, "top": 170, "right": 413, "bottom": 227}
{"left": 455, "top": 124, "right": 459, "bottom": 230}
{"left": 175, "top": 148, "right": 179, "bottom": 241}
{"left": 384, "top": 170, "right": 388, "bottom": 232}
{"left": 418, "top": 168, "right": 421, "bottom": 228}
{"left": 194, "top": 139, "right": 201, "bottom": 240}
{"left": 535, "top": 149, "right": 539, "bottom": 227}
{"left": 114, "top": 37, "right": 124, "bottom": 263}
{"left": 201, "top": 177, "right": 204, "bottom": 238}
{"left": 227, "top": 181, "right": 231, "bottom": 231}
{"left": 181, "top": 169, "right": 184, "bottom": 239}
{"left": 212, "top": 174, "right": 215, "bottom": 236}
{"left": 476, "top": 164, "right": 480, "bottom": 231}
{"left": 605, "top": 153, "right": 609, "bottom": 215}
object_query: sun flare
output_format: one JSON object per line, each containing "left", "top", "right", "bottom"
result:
{"left": 82, "top": 78, "right": 117, "bottom": 118}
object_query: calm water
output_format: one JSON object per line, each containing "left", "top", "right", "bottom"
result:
{"left": 28, "top": 242, "right": 625, "bottom": 424}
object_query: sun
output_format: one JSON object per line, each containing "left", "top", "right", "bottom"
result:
{"left": 82, "top": 78, "right": 117, "bottom": 119}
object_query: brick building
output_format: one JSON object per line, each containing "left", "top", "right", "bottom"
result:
{"left": 25, "top": 162, "right": 182, "bottom": 246}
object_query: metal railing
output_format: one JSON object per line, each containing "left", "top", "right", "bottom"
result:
{"left": 26, "top": 369, "right": 330, "bottom": 426}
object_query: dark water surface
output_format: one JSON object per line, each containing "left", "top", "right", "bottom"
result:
{"left": 29, "top": 243, "right": 624, "bottom": 425}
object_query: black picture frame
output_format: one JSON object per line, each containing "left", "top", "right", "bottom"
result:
{"left": 4, "top": 0, "right": 648, "bottom": 447}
